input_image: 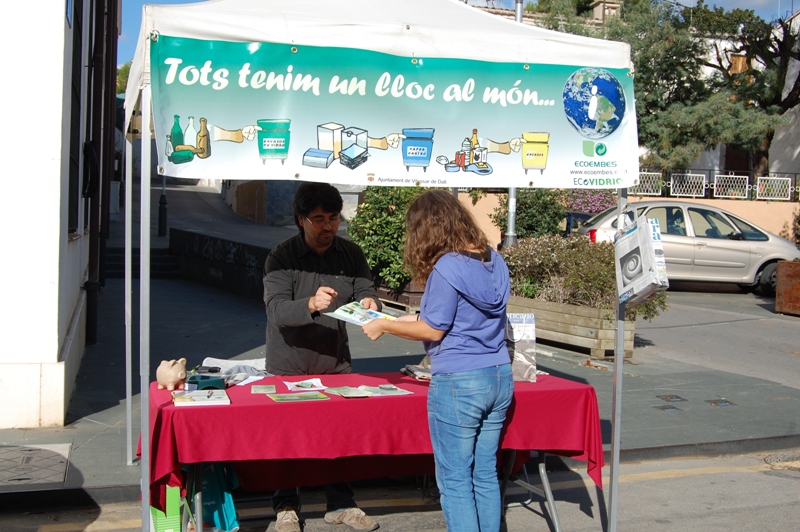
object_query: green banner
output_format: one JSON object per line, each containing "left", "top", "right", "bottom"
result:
{"left": 150, "top": 35, "right": 639, "bottom": 188}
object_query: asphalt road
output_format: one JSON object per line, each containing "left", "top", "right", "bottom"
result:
{"left": 2, "top": 448, "right": 798, "bottom": 531}
{"left": 635, "top": 281, "right": 800, "bottom": 391}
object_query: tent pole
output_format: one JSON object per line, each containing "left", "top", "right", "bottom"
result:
{"left": 140, "top": 85, "right": 153, "bottom": 532}
{"left": 502, "top": 0, "right": 526, "bottom": 250}
{"left": 125, "top": 132, "right": 134, "bottom": 466}
{"left": 609, "top": 188, "right": 628, "bottom": 532}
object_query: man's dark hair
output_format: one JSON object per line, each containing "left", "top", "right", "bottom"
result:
{"left": 293, "top": 182, "right": 343, "bottom": 233}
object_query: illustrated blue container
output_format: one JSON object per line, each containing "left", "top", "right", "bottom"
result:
{"left": 401, "top": 128, "right": 435, "bottom": 172}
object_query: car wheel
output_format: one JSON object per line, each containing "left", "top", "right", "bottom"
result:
{"left": 737, "top": 284, "right": 757, "bottom": 294}
{"left": 758, "top": 263, "right": 778, "bottom": 297}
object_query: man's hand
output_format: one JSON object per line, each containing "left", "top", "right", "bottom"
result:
{"left": 359, "top": 297, "right": 378, "bottom": 310}
{"left": 309, "top": 286, "right": 338, "bottom": 314}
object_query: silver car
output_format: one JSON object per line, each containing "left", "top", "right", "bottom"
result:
{"left": 577, "top": 200, "right": 800, "bottom": 295}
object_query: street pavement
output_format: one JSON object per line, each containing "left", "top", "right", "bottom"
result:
{"left": 1, "top": 182, "right": 799, "bottom": 531}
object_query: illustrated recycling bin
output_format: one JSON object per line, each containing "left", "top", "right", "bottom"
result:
{"left": 401, "top": 128, "right": 435, "bottom": 172}
{"left": 521, "top": 132, "right": 550, "bottom": 174}
{"left": 257, "top": 119, "right": 291, "bottom": 164}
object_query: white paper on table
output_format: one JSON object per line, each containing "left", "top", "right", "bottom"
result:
{"left": 235, "top": 375, "right": 265, "bottom": 386}
{"left": 283, "top": 378, "right": 326, "bottom": 391}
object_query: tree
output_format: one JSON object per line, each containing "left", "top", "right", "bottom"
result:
{"left": 529, "top": 0, "right": 593, "bottom": 16}
{"left": 684, "top": 0, "right": 799, "bottom": 173}
{"left": 535, "top": 0, "right": 596, "bottom": 36}
{"left": 603, "top": 1, "right": 712, "bottom": 168}
{"left": 116, "top": 61, "right": 131, "bottom": 95}
{"left": 491, "top": 189, "right": 566, "bottom": 238}
{"left": 603, "top": 1, "right": 793, "bottom": 171}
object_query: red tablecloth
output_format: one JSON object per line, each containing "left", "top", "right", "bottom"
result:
{"left": 146, "top": 373, "right": 603, "bottom": 510}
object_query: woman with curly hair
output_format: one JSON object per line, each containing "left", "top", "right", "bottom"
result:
{"left": 362, "top": 189, "right": 513, "bottom": 532}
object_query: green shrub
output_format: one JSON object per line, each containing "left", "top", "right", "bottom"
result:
{"left": 346, "top": 186, "right": 428, "bottom": 290}
{"left": 491, "top": 189, "right": 567, "bottom": 238}
{"left": 501, "top": 235, "right": 668, "bottom": 321}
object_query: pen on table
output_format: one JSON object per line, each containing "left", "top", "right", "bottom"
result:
{"left": 207, "top": 390, "right": 213, "bottom": 398}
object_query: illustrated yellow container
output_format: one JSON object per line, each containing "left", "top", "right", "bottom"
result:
{"left": 521, "top": 132, "right": 550, "bottom": 174}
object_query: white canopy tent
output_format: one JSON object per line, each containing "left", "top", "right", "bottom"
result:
{"left": 124, "top": 1, "right": 636, "bottom": 530}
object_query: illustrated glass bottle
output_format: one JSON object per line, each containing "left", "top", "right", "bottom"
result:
{"left": 170, "top": 114, "right": 184, "bottom": 147}
{"left": 196, "top": 117, "right": 210, "bottom": 159}
{"left": 469, "top": 128, "right": 479, "bottom": 164}
{"left": 165, "top": 133, "right": 174, "bottom": 162}
{"left": 184, "top": 116, "right": 198, "bottom": 149}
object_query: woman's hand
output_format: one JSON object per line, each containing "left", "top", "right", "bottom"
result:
{"left": 362, "top": 319, "right": 385, "bottom": 340}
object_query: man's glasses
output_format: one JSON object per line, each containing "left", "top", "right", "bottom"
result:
{"left": 305, "top": 214, "right": 341, "bottom": 228}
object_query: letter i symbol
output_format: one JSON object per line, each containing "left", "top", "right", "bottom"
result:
{"left": 587, "top": 85, "right": 598, "bottom": 122}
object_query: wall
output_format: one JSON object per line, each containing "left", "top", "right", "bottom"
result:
{"left": 170, "top": 228, "right": 270, "bottom": 300}
{"left": 458, "top": 192, "right": 502, "bottom": 247}
{"left": 0, "top": 3, "right": 86, "bottom": 428}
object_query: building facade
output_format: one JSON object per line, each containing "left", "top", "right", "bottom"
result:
{"left": 0, "top": 1, "right": 119, "bottom": 428}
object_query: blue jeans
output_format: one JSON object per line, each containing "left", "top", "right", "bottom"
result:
{"left": 427, "top": 364, "right": 514, "bottom": 532}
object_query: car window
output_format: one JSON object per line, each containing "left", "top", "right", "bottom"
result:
{"left": 584, "top": 206, "right": 617, "bottom": 227}
{"left": 688, "top": 208, "right": 737, "bottom": 239}
{"left": 728, "top": 214, "right": 768, "bottom": 241}
{"left": 644, "top": 206, "right": 686, "bottom": 236}
{"left": 610, "top": 207, "right": 644, "bottom": 229}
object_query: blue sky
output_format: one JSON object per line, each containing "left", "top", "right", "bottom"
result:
{"left": 119, "top": 1, "right": 786, "bottom": 66}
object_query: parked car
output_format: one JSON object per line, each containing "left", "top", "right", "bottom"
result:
{"left": 577, "top": 200, "right": 800, "bottom": 295}
{"left": 561, "top": 211, "right": 593, "bottom": 238}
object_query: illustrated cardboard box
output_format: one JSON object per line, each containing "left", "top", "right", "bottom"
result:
{"left": 317, "top": 122, "right": 344, "bottom": 158}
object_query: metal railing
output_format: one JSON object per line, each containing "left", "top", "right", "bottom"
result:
{"left": 633, "top": 169, "right": 800, "bottom": 202}
{"left": 459, "top": 169, "right": 800, "bottom": 202}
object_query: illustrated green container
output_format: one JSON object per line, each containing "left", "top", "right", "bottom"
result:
{"left": 257, "top": 119, "right": 291, "bottom": 164}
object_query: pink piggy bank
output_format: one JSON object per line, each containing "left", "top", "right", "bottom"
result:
{"left": 156, "top": 358, "right": 187, "bottom": 390}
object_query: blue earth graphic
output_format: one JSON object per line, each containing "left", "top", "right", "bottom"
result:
{"left": 562, "top": 68, "right": 625, "bottom": 139}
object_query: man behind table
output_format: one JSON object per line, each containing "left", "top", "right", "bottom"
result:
{"left": 263, "top": 182, "right": 380, "bottom": 532}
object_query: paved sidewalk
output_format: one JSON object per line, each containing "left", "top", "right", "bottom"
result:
{"left": 1, "top": 182, "right": 799, "bottom": 512}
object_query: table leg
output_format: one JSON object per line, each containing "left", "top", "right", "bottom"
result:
{"left": 502, "top": 451, "right": 562, "bottom": 532}
{"left": 192, "top": 463, "right": 203, "bottom": 532}
{"left": 536, "top": 453, "right": 562, "bottom": 532}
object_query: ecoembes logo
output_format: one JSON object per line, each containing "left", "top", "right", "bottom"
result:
{"left": 582, "top": 141, "right": 607, "bottom": 157}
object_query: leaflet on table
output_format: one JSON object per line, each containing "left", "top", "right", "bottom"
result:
{"left": 251, "top": 385, "right": 277, "bottom": 394}
{"left": 227, "top": 373, "right": 264, "bottom": 386}
{"left": 266, "top": 391, "right": 330, "bottom": 402}
{"left": 358, "top": 385, "right": 413, "bottom": 396}
{"left": 172, "top": 389, "right": 231, "bottom": 406}
{"left": 323, "top": 301, "right": 397, "bottom": 326}
{"left": 325, "top": 385, "right": 413, "bottom": 398}
{"left": 283, "top": 378, "right": 325, "bottom": 391}
{"left": 325, "top": 386, "right": 373, "bottom": 398}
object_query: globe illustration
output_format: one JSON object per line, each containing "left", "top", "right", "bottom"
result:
{"left": 562, "top": 68, "right": 625, "bottom": 139}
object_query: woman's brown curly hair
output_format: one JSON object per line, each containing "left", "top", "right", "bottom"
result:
{"left": 404, "top": 189, "right": 490, "bottom": 286}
